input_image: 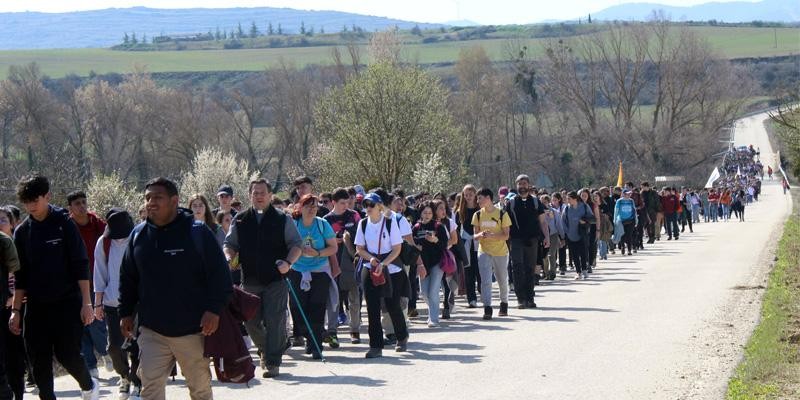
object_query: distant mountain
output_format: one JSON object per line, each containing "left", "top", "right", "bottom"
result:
{"left": 443, "top": 20, "right": 481, "bottom": 27}
{"left": 0, "top": 7, "right": 443, "bottom": 50}
{"left": 591, "top": 0, "right": 799, "bottom": 22}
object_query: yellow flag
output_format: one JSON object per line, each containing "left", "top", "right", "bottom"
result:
{"left": 616, "top": 161, "right": 624, "bottom": 187}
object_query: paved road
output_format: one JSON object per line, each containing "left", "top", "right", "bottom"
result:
{"left": 53, "top": 111, "right": 793, "bottom": 399}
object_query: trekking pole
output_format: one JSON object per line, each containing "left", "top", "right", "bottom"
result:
{"left": 284, "top": 277, "right": 326, "bottom": 363}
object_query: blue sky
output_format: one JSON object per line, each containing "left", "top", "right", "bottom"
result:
{"left": 0, "top": 0, "right": 758, "bottom": 24}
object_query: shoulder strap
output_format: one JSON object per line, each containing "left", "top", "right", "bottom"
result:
{"left": 386, "top": 215, "right": 393, "bottom": 234}
{"left": 103, "top": 236, "right": 111, "bottom": 264}
{"left": 190, "top": 221, "right": 206, "bottom": 263}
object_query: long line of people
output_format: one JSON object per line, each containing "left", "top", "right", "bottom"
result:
{"left": 0, "top": 146, "right": 775, "bottom": 399}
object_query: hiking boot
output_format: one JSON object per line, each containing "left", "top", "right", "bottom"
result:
{"left": 365, "top": 348, "right": 383, "bottom": 359}
{"left": 408, "top": 308, "right": 419, "bottom": 318}
{"left": 350, "top": 332, "right": 361, "bottom": 344}
{"left": 498, "top": 302, "right": 508, "bottom": 317}
{"left": 482, "top": 306, "right": 493, "bottom": 320}
{"left": 441, "top": 308, "right": 451, "bottom": 319}
{"left": 395, "top": 338, "right": 408, "bottom": 352}
{"left": 525, "top": 300, "right": 537, "bottom": 309}
{"left": 263, "top": 366, "right": 280, "bottom": 378}
{"left": 468, "top": 300, "right": 478, "bottom": 308}
{"left": 385, "top": 334, "right": 397, "bottom": 346}
{"left": 119, "top": 378, "right": 131, "bottom": 400}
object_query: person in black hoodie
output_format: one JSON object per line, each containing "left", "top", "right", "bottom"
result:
{"left": 8, "top": 174, "right": 100, "bottom": 400}
{"left": 119, "top": 177, "right": 232, "bottom": 400}
{"left": 505, "top": 175, "right": 549, "bottom": 311}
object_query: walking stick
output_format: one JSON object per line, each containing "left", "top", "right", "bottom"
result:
{"left": 285, "top": 277, "right": 326, "bottom": 363}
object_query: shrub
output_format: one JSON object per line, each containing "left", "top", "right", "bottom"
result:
{"left": 180, "top": 148, "right": 259, "bottom": 208}
{"left": 86, "top": 172, "right": 143, "bottom": 217}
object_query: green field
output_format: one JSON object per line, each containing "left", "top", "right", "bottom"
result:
{"left": 0, "top": 26, "right": 797, "bottom": 79}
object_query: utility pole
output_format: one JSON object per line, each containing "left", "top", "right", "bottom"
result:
{"left": 774, "top": 27, "right": 777, "bottom": 48}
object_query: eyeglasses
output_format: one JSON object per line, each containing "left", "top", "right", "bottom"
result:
{"left": 363, "top": 200, "right": 377, "bottom": 208}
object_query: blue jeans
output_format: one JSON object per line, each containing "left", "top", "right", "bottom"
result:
{"left": 81, "top": 318, "right": 108, "bottom": 370}
{"left": 721, "top": 204, "right": 730, "bottom": 220}
{"left": 598, "top": 240, "right": 608, "bottom": 259}
{"left": 420, "top": 265, "right": 444, "bottom": 324}
{"left": 709, "top": 203, "right": 718, "bottom": 222}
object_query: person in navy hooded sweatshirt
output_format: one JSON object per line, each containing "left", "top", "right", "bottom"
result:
{"left": 8, "top": 174, "right": 100, "bottom": 400}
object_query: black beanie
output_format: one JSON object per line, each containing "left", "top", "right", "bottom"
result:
{"left": 105, "top": 208, "right": 134, "bottom": 240}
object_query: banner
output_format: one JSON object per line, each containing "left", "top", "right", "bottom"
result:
{"left": 705, "top": 167, "right": 721, "bottom": 188}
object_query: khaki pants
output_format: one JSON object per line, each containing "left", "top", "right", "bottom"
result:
{"left": 544, "top": 234, "right": 561, "bottom": 277}
{"left": 138, "top": 327, "right": 212, "bottom": 400}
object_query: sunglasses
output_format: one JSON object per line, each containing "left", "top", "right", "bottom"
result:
{"left": 363, "top": 200, "right": 377, "bottom": 208}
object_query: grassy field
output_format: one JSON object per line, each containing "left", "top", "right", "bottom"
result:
{"left": 727, "top": 188, "right": 799, "bottom": 399}
{"left": 0, "top": 26, "right": 797, "bottom": 79}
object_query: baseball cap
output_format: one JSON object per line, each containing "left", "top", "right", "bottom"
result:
{"left": 363, "top": 193, "right": 382, "bottom": 204}
{"left": 353, "top": 185, "right": 366, "bottom": 196}
{"left": 217, "top": 185, "right": 233, "bottom": 197}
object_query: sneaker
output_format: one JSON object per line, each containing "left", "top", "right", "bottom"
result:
{"left": 517, "top": 302, "right": 527, "bottom": 309}
{"left": 311, "top": 351, "right": 323, "bottom": 360}
{"left": 667, "top": 237, "right": 672, "bottom": 240}
{"left": 350, "top": 332, "right": 361, "bottom": 344}
{"left": 525, "top": 301, "right": 537, "bottom": 309}
{"left": 337, "top": 312, "right": 348, "bottom": 326}
{"left": 441, "top": 309, "right": 451, "bottom": 319}
{"left": 324, "top": 334, "right": 340, "bottom": 349}
{"left": 427, "top": 321, "right": 439, "bottom": 328}
{"left": 365, "top": 348, "right": 382, "bottom": 358}
{"left": 89, "top": 368, "right": 99, "bottom": 379}
{"left": 674, "top": 236, "right": 679, "bottom": 240}
{"left": 627, "top": 251, "right": 632, "bottom": 256}
{"left": 575, "top": 274, "right": 582, "bottom": 280}
{"left": 129, "top": 385, "right": 142, "bottom": 400}
{"left": 291, "top": 336, "right": 305, "bottom": 347}
{"left": 395, "top": 338, "right": 408, "bottom": 352}
{"left": 587, "top": 267, "right": 593, "bottom": 274}
{"left": 102, "top": 355, "right": 115, "bottom": 373}
{"left": 560, "top": 270, "right": 566, "bottom": 276}
{"left": 81, "top": 378, "right": 100, "bottom": 400}
{"left": 408, "top": 308, "right": 419, "bottom": 318}
{"left": 263, "top": 365, "right": 280, "bottom": 378}
{"left": 582, "top": 271, "right": 589, "bottom": 279}
{"left": 384, "top": 334, "right": 397, "bottom": 346}
{"left": 498, "top": 302, "right": 508, "bottom": 317}
{"left": 482, "top": 306, "right": 493, "bottom": 320}
{"left": 119, "top": 378, "right": 131, "bottom": 400}
{"left": 468, "top": 300, "right": 478, "bottom": 308}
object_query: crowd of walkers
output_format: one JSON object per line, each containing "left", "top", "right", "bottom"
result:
{"left": 0, "top": 144, "right": 780, "bottom": 400}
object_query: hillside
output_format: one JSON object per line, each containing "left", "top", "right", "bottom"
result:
{"left": 593, "top": 0, "right": 800, "bottom": 23}
{"left": 0, "top": 7, "right": 441, "bottom": 50}
{"left": 0, "top": 25, "right": 797, "bottom": 79}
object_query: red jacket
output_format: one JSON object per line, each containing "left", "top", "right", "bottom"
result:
{"left": 73, "top": 212, "right": 106, "bottom": 277}
{"left": 204, "top": 286, "right": 261, "bottom": 359}
{"left": 660, "top": 194, "right": 679, "bottom": 215}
